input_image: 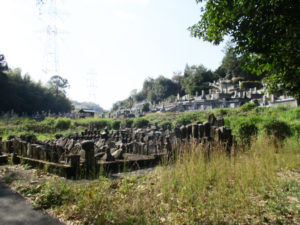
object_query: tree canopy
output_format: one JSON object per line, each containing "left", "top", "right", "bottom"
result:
{"left": 189, "top": 0, "right": 300, "bottom": 102}
{"left": 0, "top": 61, "right": 73, "bottom": 115}
{"left": 48, "top": 75, "right": 70, "bottom": 96}
{"left": 181, "top": 64, "right": 215, "bottom": 95}
{"left": 217, "top": 44, "right": 262, "bottom": 81}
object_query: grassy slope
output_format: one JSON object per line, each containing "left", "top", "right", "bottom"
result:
{"left": 0, "top": 105, "right": 299, "bottom": 224}
{"left": 1, "top": 105, "right": 300, "bottom": 141}
{"left": 1, "top": 136, "right": 299, "bottom": 225}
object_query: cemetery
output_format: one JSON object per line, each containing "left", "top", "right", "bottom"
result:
{"left": 0, "top": 114, "right": 234, "bottom": 179}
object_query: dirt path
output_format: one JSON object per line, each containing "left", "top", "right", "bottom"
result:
{"left": 0, "top": 180, "right": 64, "bottom": 225}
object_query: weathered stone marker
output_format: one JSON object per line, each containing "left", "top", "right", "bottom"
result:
{"left": 81, "top": 140, "right": 96, "bottom": 178}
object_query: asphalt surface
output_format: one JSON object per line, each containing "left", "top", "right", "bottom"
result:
{"left": 0, "top": 180, "right": 64, "bottom": 225}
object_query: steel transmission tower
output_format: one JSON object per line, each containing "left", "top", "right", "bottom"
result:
{"left": 86, "top": 70, "right": 99, "bottom": 104}
{"left": 36, "top": 0, "right": 64, "bottom": 81}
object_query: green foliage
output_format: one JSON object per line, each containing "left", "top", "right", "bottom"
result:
{"left": 0, "top": 54, "right": 8, "bottom": 72}
{"left": 147, "top": 76, "right": 180, "bottom": 104}
{"left": 240, "top": 102, "right": 257, "bottom": 112}
{"left": 236, "top": 119, "right": 258, "bottom": 145}
{"left": 158, "top": 120, "right": 173, "bottom": 130}
{"left": 189, "top": 0, "right": 300, "bottom": 102}
{"left": 47, "top": 75, "right": 69, "bottom": 96}
{"left": 181, "top": 64, "right": 215, "bottom": 95}
{"left": 218, "top": 46, "right": 261, "bottom": 81}
{"left": 55, "top": 118, "right": 71, "bottom": 130}
{"left": 0, "top": 68, "right": 73, "bottom": 114}
{"left": 241, "top": 81, "right": 263, "bottom": 90}
{"left": 4, "top": 175, "right": 14, "bottom": 184}
{"left": 142, "top": 103, "right": 150, "bottom": 113}
{"left": 111, "top": 120, "right": 121, "bottom": 130}
{"left": 41, "top": 117, "right": 56, "bottom": 126}
{"left": 173, "top": 117, "right": 192, "bottom": 128}
{"left": 132, "top": 118, "right": 149, "bottom": 128}
{"left": 34, "top": 182, "right": 72, "bottom": 209}
{"left": 290, "top": 121, "right": 300, "bottom": 139}
{"left": 120, "top": 118, "right": 134, "bottom": 129}
{"left": 263, "top": 119, "right": 292, "bottom": 140}
{"left": 89, "top": 119, "right": 111, "bottom": 130}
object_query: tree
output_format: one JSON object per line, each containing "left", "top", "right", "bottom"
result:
{"left": 0, "top": 68, "right": 73, "bottom": 114}
{"left": 218, "top": 45, "right": 261, "bottom": 81}
{"left": 149, "top": 76, "right": 180, "bottom": 104}
{"left": 48, "top": 75, "right": 69, "bottom": 96}
{"left": 0, "top": 54, "right": 8, "bottom": 72}
{"left": 181, "top": 65, "right": 215, "bottom": 95}
{"left": 189, "top": 0, "right": 300, "bottom": 103}
{"left": 142, "top": 103, "right": 150, "bottom": 113}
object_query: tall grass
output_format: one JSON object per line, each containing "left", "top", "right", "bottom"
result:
{"left": 13, "top": 136, "right": 299, "bottom": 224}
{"left": 157, "top": 136, "right": 300, "bottom": 224}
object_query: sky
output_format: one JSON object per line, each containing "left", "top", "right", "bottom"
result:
{"left": 0, "top": 0, "right": 225, "bottom": 110}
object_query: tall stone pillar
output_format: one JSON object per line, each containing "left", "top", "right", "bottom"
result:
{"left": 82, "top": 141, "right": 95, "bottom": 179}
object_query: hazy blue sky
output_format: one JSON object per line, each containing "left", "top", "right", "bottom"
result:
{"left": 0, "top": 0, "right": 225, "bottom": 110}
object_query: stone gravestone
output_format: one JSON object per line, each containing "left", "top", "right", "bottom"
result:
{"left": 81, "top": 140, "right": 96, "bottom": 178}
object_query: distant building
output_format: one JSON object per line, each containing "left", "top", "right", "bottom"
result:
{"left": 78, "top": 109, "right": 95, "bottom": 118}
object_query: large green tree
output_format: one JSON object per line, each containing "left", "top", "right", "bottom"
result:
{"left": 181, "top": 64, "right": 215, "bottom": 95}
{"left": 48, "top": 75, "right": 70, "bottom": 96}
{"left": 216, "top": 45, "right": 262, "bottom": 81}
{"left": 189, "top": 0, "right": 300, "bottom": 103}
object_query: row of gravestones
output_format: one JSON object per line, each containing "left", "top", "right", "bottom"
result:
{"left": 0, "top": 114, "right": 234, "bottom": 172}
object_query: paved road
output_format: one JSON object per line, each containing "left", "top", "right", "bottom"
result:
{"left": 0, "top": 180, "right": 64, "bottom": 225}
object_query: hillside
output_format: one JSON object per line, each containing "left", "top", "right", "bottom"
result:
{"left": 72, "top": 101, "right": 104, "bottom": 114}
{"left": 0, "top": 62, "right": 73, "bottom": 115}
{"left": 0, "top": 105, "right": 299, "bottom": 224}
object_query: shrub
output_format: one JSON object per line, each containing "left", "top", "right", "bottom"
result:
{"left": 216, "top": 108, "right": 228, "bottom": 116}
{"left": 240, "top": 81, "right": 263, "bottom": 90}
{"left": 23, "top": 119, "right": 53, "bottom": 133}
{"left": 240, "top": 103, "right": 257, "bottom": 112}
{"left": 55, "top": 118, "right": 71, "bottom": 130}
{"left": 111, "top": 120, "right": 121, "bottom": 130}
{"left": 173, "top": 117, "right": 192, "bottom": 128}
{"left": 158, "top": 120, "right": 172, "bottom": 130}
{"left": 41, "top": 117, "right": 56, "bottom": 126}
{"left": 121, "top": 118, "right": 134, "bottom": 128}
{"left": 142, "top": 103, "right": 150, "bottom": 113}
{"left": 236, "top": 120, "right": 258, "bottom": 145}
{"left": 89, "top": 119, "right": 111, "bottom": 130}
{"left": 290, "top": 121, "right": 300, "bottom": 138}
{"left": 263, "top": 119, "right": 291, "bottom": 140}
{"left": 132, "top": 118, "right": 149, "bottom": 128}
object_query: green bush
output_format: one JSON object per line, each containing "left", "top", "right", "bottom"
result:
{"left": 240, "top": 103, "right": 257, "bottom": 112}
{"left": 121, "top": 118, "right": 134, "bottom": 128}
{"left": 55, "top": 118, "right": 71, "bottom": 130}
{"left": 263, "top": 119, "right": 291, "bottom": 140}
{"left": 112, "top": 120, "right": 121, "bottom": 130}
{"left": 23, "top": 119, "right": 53, "bottom": 133}
{"left": 173, "top": 117, "right": 192, "bottom": 128}
{"left": 89, "top": 119, "right": 111, "bottom": 130}
{"left": 132, "top": 118, "right": 149, "bottom": 128}
{"left": 216, "top": 108, "right": 228, "bottom": 116}
{"left": 142, "top": 103, "right": 150, "bottom": 113}
{"left": 290, "top": 121, "right": 300, "bottom": 139}
{"left": 158, "top": 120, "right": 173, "bottom": 130}
{"left": 41, "top": 117, "right": 56, "bottom": 126}
{"left": 236, "top": 120, "right": 258, "bottom": 145}
{"left": 240, "top": 81, "right": 263, "bottom": 90}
